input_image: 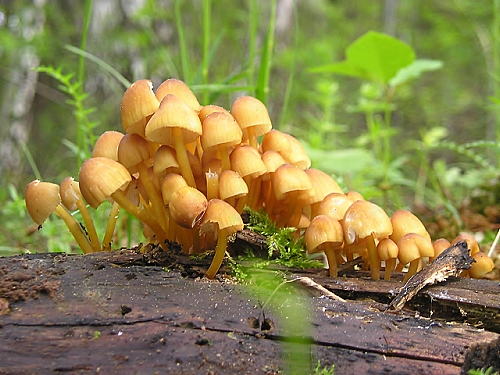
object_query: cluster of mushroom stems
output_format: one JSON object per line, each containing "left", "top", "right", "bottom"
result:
{"left": 25, "top": 78, "right": 495, "bottom": 280}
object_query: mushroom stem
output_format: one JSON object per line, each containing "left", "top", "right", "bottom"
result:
{"left": 110, "top": 189, "right": 167, "bottom": 243}
{"left": 173, "top": 127, "right": 197, "bottom": 188}
{"left": 384, "top": 258, "right": 396, "bottom": 281}
{"left": 404, "top": 259, "right": 419, "bottom": 283}
{"left": 102, "top": 201, "right": 121, "bottom": 251}
{"left": 324, "top": 248, "right": 338, "bottom": 278}
{"left": 53, "top": 205, "right": 94, "bottom": 254}
{"left": 136, "top": 162, "right": 169, "bottom": 234}
{"left": 74, "top": 198, "right": 101, "bottom": 252}
{"left": 366, "top": 234, "right": 381, "bottom": 281}
{"left": 205, "top": 229, "right": 229, "bottom": 279}
{"left": 218, "top": 144, "right": 231, "bottom": 172}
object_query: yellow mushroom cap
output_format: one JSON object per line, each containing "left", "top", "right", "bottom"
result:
{"left": 271, "top": 164, "right": 312, "bottom": 202}
{"left": 78, "top": 157, "right": 132, "bottom": 209}
{"left": 317, "top": 193, "right": 353, "bottom": 221}
{"left": 230, "top": 145, "right": 267, "bottom": 179}
{"left": 431, "top": 238, "right": 452, "bottom": 261}
{"left": 304, "top": 168, "right": 343, "bottom": 204}
{"left": 345, "top": 191, "right": 364, "bottom": 202}
{"left": 390, "top": 209, "right": 431, "bottom": 244}
{"left": 261, "top": 129, "right": 292, "bottom": 156}
{"left": 198, "top": 104, "right": 233, "bottom": 122}
{"left": 25, "top": 180, "right": 62, "bottom": 225}
{"left": 145, "top": 94, "right": 202, "bottom": 145}
{"left": 304, "top": 215, "right": 343, "bottom": 254}
{"left": 92, "top": 130, "right": 124, "bottom": 161}
{"left": 154, "top": 145, "right": 180, "bottom": 178}
{"left": 169, "top": 185, "right": 208, "bottom": 229}
{"left": 219, "top": 170, "right": 248, "bottom": 201}
{"left": 201, "top": 112, "right": 242, "bottom": 151}
{"left": 281, "top": 133, "right": 311, "bottom": 170}
{"left": 451, "top": 233, "right": 480, "bottom": 255}
{"left": 200, "top": 198, "right": 244, "bottom": 235}
{"left": 377, "top": 238, "right": 399, "bottom": 261}
{"left": 161, "top": 173, "right": 188, "bottom": 205}
{"left": 343, "top": 200, "right": 392, "bottom": 245}
{"left": 231, "top": 95, "right": 272, "bottom": 137}
{"left": 117, "top": 133, "right": 152, "bottom": 172}
{"left": 468, "top": 252, "right": 494, "bottom": 278}
{"left": 155, "top": 78, "right": 201, "bottom": 113}
{"left": 397, "top": 233, "right": 434, "bottom": 265}
{"left": 60, "top": 177, "right": 82, "bottom": 211}
{"left": 120, "top": 79, "right": 160, "bottom": 137}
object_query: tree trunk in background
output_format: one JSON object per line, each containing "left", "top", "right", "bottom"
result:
{"left": 384, "top": 0, "right": 397, "bottom": 36}
{"left": 0, "top": 2, "right": 44, "bottom": 185}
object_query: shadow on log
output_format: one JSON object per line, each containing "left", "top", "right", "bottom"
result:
{"left": 0, "top": 246, "right": 498, "bottom": 374}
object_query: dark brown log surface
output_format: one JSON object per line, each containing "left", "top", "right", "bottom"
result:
{"left": 0, "top": 249, "right": 498, "bottom": 375}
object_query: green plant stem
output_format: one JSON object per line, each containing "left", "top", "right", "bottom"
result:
{"left": 255, "top": 0, "right": 277, "bottom": 104}
{"left": 202, "top": 0, "right": 211, "bottom": 105}
{"left": 247, "top": 0, "right": 258, "bottom": 93}
{"left": 175, "top": 0, "right": 191, "bottom": 84}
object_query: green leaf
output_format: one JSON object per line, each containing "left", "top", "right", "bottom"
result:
{"left": 389, "top": 59, "right": 443, "bottom": 87}
{"left": 311, "top": 31, "right": 416, "bottom": 84}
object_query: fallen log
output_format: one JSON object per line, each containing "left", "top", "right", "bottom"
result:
{"left": 0, "top": 248, "right": 498, "bottom": 374}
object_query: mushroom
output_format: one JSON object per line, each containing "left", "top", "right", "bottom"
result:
{"left": 60, "top": 177, "right": 101, "bottom": 252}
{"left": 145, "top": 94, "right": 202, "bottom": 188}
{"left": 218, "top": 169, "right": 248, "bottom": 209}
{"left": 120, "top": 79, "right": 159, "bottom": 137}
{"left": 155, "top": 78, "right": 202, "bottom": 113}
{"left": 231, "top": 95, "right": 272, "bottom": 149}
{"left": 390, "top": 209, "right": 431, "bottom": 244}
{"left": 304, "top": 168, "right": 343, "bottom": 218}
{"left": 153, "top": 145, "right": 180, "bottom": 180}
{"left": 397, "top": 233, "right": 435, "bottom": 282}
{"left": 198, "top": 104, "right": 233, "bottom": 121}
{"left": 271, "top": 164, "right": 312, "bottom": 228}
{"left": 304, "top": 215, "right": 344, "bottom": 277}
{"left": 468, "top": 252, "right": 494, "bottom": 279}
{"left": 376, "top": 238, "right": 399, "bottom": 280}
{"left": 430, "top": 238, "right": 451, "bottom": 262}
{"left": 200, "top": 199, "right": 244, "bottom": 279}
{"left": 161, "top": 173, "right": 188, "bottom": 241}
{"left": 201, "top": 112, "right": 242, "bottom": 171}
{"left": 92, "top": 130, "right": 124, "bottom": 160}
{"left": 342, "top": 200, "right": 393, "bottom": 280}
{"left": 169, "top": 185, "right": 208, "bottom": 253}
{"left": 78, "top": 157, "right": 167, "bottom": 242}
{"left": 230, "top": 144, "right": 267, "bottom": 211}
{"left": 25, "top": 180, "right": 93, "bottom": 254}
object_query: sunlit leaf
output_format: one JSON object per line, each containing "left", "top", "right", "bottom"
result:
{"left": 389, "top": 59, "right": 443, "bottom": 87}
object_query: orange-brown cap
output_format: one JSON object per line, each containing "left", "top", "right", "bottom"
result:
{"left": 169, "top": 185, "right": 208, "bottom": 229}
{"left": 155, "top": 78, "right": 201, "bottom": 113}
{"left": 25, "top": 180, "right": 62, "bottom": 225}
{"left": 390, "top": 209, "right": 431, "bottom": 244}
{"left": 92, "top": 130, "right": 124, "bottom": 161}
{"left": 343, "top": 200, "right": 392, "bottom": 245}
{"left": 145, "top": 94, "right": 202, "bottom": 145}
{"left": 78, "top": 157, "right": 132, "bottom": 209}
{"left": 304, "top": 215, "right": 343, "bottom": 254}
{"left": 120, "top": 79, "right": 159, "bottom": 137}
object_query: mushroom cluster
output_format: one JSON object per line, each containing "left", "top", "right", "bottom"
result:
{"left": 25, "top": 78, "right": 495, "bottom": 280}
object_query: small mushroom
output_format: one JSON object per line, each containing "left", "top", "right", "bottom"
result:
{"left": 342, "top": 200, "right": 393, "bottom": 280}
{"left": 304, "top": 215, "right": 344, "bottom": 277}
{"left": 25, "top": 180, "right": 93, "bottom": 254}
{"left": 377, "top": 238, "right": 399, "bottom": 281}
{"left": 120, "top": 79, "right": 159, "bottom": 137}
{"left": 397, "top": 233, "right": 434, "bottom": 282}
{"left": 231, "top": 96, "right": 272, "bottom": 149}
{"left": 79, "top": 157, "right": 166, "bottom": 242}
{"left": 145, "top": 94, "right": 202, "bottom": 188}
{"left": 468, "top": 252, "right": 494, "bottom": 279}
{"left": 200, "top": 199, "right": 244, "bottom": 279}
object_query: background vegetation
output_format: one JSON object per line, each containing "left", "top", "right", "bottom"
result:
{"left": 1, "top": 0, "right": 500, "bottom": 257}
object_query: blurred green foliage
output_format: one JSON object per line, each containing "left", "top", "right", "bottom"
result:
{"left": 1, "top": 0, "right": 500, "bottom": 254}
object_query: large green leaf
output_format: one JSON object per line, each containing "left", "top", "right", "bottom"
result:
{"left": 311, "top": 31, "right": 416, "bottom": 84}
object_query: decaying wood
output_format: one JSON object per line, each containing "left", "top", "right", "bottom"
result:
{"left": 0, "top": 248, "right": 499, "bottom": 374}
{"left": 388, "top": 240, "right": 475, "bottom": 310}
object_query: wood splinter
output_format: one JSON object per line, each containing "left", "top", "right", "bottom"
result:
{"left": 388, "top": 240, "right": 475, "bottom": 311}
